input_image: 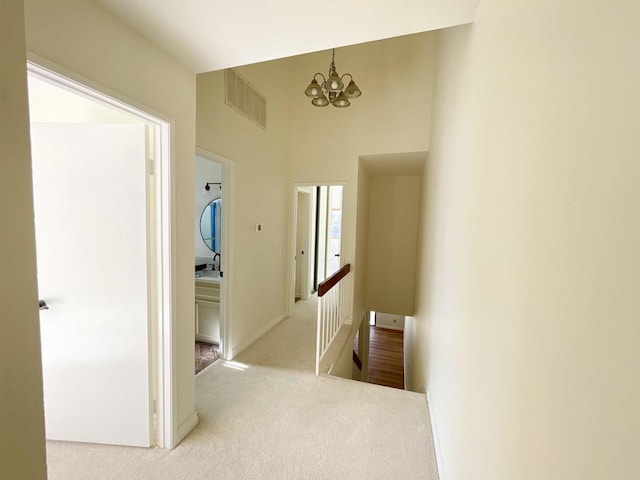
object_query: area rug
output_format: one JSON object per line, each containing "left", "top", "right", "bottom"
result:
{"left": 195, "top": 341, "right": 219, "bottom": 374}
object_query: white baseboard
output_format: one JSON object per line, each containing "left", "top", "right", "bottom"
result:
{"left": 176, "top": 411, "right": 198, "bottom": 446}
{"left": 426, "top": 390, "right": 446, "bottom": 480}
{"left": 230, "top": 312, "right": 289, "bottom": 359}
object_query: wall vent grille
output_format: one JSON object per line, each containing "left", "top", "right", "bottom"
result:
{"left": 224, "top": 69, "right": 267, "bottom": 129}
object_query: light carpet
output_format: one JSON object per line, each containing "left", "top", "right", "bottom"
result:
{"left": 46, "top": 295, "right": 439, "bottom": 480}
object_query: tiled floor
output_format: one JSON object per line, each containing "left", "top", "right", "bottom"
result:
{"left": 195, "top": 341, "right": 219, "bottom": 374}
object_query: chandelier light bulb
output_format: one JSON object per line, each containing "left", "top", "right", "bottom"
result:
{"left": 304, "top": 49, "right": 361, "bottom": 108}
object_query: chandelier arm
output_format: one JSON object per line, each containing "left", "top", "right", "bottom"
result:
{"left": 313, "top": 73, "right": 326, "bottom": 83}
{"left": 340, "top": 73, "right": 353, "bottom": 83}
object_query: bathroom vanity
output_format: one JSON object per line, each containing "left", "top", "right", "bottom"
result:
{"left": 194, "top": 180, "right": 223, "bottom": 346}
{"left": 195, "top": 271, "right": 220, "bottom": 344}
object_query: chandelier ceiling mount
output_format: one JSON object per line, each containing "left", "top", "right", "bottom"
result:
{"left": 304, "top": 49, "right": 361, "bottom": 108}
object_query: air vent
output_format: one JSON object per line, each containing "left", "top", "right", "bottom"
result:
{"left": 225, "top": 69, "right": 267, "bottom": 129}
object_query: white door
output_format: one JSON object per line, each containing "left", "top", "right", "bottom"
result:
{"left": 32, "top": 123, "right": 152, "bottom": 447}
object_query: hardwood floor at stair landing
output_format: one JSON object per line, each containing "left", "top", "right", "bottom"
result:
{"left": 368, "top": 326, "right": 404, "bottom": 389}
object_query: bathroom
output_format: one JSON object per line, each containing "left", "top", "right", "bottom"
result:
{"left": 194, "top": 153, "right": 223, "bottom": 373}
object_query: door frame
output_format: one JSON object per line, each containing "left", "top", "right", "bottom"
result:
{"left": 288, "top": 182, "right": 345, "bottom": 316}
{"left": 295, "top": 188, "right": 312, "bottom": 301}
{"left": 195, "top": 147, "right": 235, "bottom": 361}
{"left": 27, "top": 56, "right": 177, "bottom": 448}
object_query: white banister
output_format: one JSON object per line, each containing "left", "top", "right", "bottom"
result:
{"left": 316, "top": 264, "right": 351, "bottom": 375}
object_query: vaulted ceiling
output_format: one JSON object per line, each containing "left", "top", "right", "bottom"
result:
{"left": 95, "top": 0, "right": 479, "bottom": 73}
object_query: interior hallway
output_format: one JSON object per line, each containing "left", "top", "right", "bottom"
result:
{"left": 46, "top": 296, "right": 438, "bottom": 479}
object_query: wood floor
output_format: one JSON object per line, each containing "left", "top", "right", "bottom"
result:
{"left": 368, "top": 326, "right": 404, "bottom": 390}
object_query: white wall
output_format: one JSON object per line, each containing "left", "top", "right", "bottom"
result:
{"left": 366, "top": 175, "right": 421, "bottom": 315}
{"left": 197, "top": 61, "right": 292, "bottom": 353}
{"left": 24, "top": 0, "right": 197, "bottom": 442}
{"left": 0, "top": 1, "right": 47, "bottom": 477}
{"left": 289, "top": 32, "right": 437, "bottom": 326}
{"left": 194, "top": 32, "right": 437, "bottom": 352}
{"left": 374, "top": 313, "right": 405, "bottom": 331}
{"left": 353, "top": 162, "right": 371, "bottom": 329}
{"left": 195, "top": 155, "right": 222, "bottom": 261}
{"left": 409, "top": 2, "right": 640, "bottom": 479}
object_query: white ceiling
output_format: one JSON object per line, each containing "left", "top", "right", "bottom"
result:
{"left": 95, "top": 0, "right": 479, "bottom": 73}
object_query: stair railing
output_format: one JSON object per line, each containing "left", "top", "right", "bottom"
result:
{"left": 316, "top": 263, "right": 351, "bottom": 375}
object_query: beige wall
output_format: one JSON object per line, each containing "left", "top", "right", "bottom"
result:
{"left": 196, "top": 33, "right": 437, "bottom": 351}
{"left": 289, "top": 32, "right": 437, "bottom": 326}
{"left": 410, "top": 2, "right": 640, "bottom": 479}
{"left": 196, "top": 62, "right": 292, "bottom": 352}
{"left": 366, "top": 175, "right": 421, "bottom": 315}
{"left": 0, "top": 1, "right": 47, "bottom": 478}
{"left": 24, "top": 0, "right": 197, "bottom": 440}
{"left": 353, "top": 161, "right": 371, "bottom": 329}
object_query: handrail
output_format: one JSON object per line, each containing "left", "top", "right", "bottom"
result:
{"left": 318, "top": 263, "right": 351, "bottom": 297}
{"left": 316, "top": 263, "right": 351, "bottom": 375}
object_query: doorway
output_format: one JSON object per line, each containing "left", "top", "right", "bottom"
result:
{"left": 295, "top": 189, "right": 312, "bottom": 301}
{"left": 195, "top": 148, "right": 234, "bottom": 363}
{"left": 27, "top": 62, "right": 174, "bottom": 448}
{"left": 289, "top": 184, "right": 344, "bottom": 310}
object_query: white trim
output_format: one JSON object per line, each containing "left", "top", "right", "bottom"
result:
{"left": 295, "top": 188, "right": 313, "bottom": 301}
{"left": 26, "top": 56, "right": 177, "bottom": 449}
{"left": 230, "top": 313, "right": 289, "bottom": 359}
{"left": 287, "top": 182, "right": 346, "bottom": 317}
{"left": 176, "top": 411, "right": 199, "bottom": 445}
{"left": 195, "top": 148, "right": 235, "bottom": 361}
{"left": 426, "top": 390, "right": 446, "bottom": 480}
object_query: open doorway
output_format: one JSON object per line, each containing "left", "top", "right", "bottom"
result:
{"left": 28, "top": 62, "right": 174, "bottom": 448}
{"left": 295, "top": 188, "right": 312, "bottom": 301}
{"left": 353, "top": 311, "right": 405, "bottom": 389}
{"left": 289, "top": 184, "right": 344, "bottom": 309}
{"left": 194, "top": 148, "right": 234, "bottom": 368}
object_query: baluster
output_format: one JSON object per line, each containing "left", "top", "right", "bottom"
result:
{"left": 316, "top": 294, "right": 322, "bottom": 375}
{"left": 332, "top": 288, "right": 337, "bottom": 337}
{"left": 338, "top": 283, "right": 342, "bottom": 328}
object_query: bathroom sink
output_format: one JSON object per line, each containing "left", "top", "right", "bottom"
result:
{"left": 195, "top": 270, "right": 221, "bottom": 282}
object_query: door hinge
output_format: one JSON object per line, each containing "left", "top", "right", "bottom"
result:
{"left": 147, "top": 158, "right": 155, "bottom": 176}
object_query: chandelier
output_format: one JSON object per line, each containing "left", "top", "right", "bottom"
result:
{"left": 304, "top": 49, "right": 362, "bottom": 108}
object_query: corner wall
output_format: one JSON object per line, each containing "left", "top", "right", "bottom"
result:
{"left": 289, "top": 32, "right": 437, "bottom": 326}
{"left": 353, "top": 161, "right": 371, "bottom": 329}
{"left": 196, "top": 61, "right": 292, "bottom": 352}
{"left": 366, "top": 175, "right": 421, "bottom": 315}
{"left": 412, "top": 2, "right": 640, "bottom": 479}
{"left": 0, "top": 1, "right": 47, "bottom": 478}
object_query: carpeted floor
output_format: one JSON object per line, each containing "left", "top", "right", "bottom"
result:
{"left": 45, "top": 295, "right": 439, "bottom": 480}
{"left": 195, "top": 341, "right": 219, "bottom": 374}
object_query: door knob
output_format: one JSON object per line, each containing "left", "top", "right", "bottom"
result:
{"left": 39, "top": 300, "right": 49, "bottom": 310}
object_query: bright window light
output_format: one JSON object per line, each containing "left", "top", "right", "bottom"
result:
{"left": 369, "top": 311, "right": 376, "bottom": 326}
